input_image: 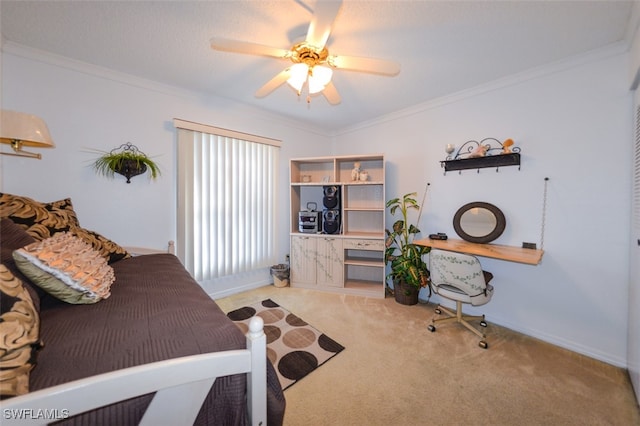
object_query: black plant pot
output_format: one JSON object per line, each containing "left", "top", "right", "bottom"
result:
{"left": 114, "top": 159, "right": 147, "bottom": 184}
{"left": 393, "top": 279, "right": 419, "bottom": 306}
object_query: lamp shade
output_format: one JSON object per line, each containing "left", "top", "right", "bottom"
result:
{"left": 0, "top": 110, "right": 54, "bottom": 159}
{"left": 0, "top": 110, "right": 54, "bottom": 148}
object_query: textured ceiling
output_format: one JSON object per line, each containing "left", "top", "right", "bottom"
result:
{"left": 0, "top": 1, "right": 635, "bottom": 133}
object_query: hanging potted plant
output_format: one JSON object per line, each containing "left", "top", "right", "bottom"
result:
{"left": 385, "top": 192, "right": 430, "bottom": 305}
{"left": 92, "top": 142, "right": 161, "bottom": 184}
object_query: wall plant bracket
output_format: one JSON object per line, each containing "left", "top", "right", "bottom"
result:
{"left": 441, "top": 137, "right": 521, "bottom": 175}
{"left": 93, "top": 142, "right": 160, "bottom": 184}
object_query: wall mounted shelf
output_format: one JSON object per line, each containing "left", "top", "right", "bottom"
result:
{"left": 414, "top": 237, "right": 543, "bottom": 265}
{"left": 440, "top": 137, "right": 521, "bottom": 174}
{"left": 441, "top": 152, "right": 520, "bottom": 173}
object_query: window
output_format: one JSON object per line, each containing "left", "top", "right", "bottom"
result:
{"left": 174, "top": 119, "right": 280, "bottom": 283}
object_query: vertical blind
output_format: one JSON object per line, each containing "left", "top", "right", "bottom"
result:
{"left": 174, "top": 119, "right": 280, "bottom": 281}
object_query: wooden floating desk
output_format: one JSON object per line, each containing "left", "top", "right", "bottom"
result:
{"left": 414, "top": 238, "right": 544, "bottom": 265}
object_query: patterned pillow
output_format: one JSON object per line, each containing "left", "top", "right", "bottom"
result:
{"left": 70, "top": 227, "right": 131, "bottom": 264}
{"left": 0, "top": 218, "right": 42, "bottom": 308}
{"left": 13, "top": 233, "right": 115, "bottom": 304}
{"left": 0, "top": 193, "right": 80, "bottom": 240}
{"left": 0, "top": 265, "right": 41, "bottom": 398}
{"left": 0, "top": 193, "right": 130, "bottom": 264}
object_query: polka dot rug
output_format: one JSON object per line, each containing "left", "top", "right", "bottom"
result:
{"left": 227, "top": 298, "right": 345, "bottom": 390}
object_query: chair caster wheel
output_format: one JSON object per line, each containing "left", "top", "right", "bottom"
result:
{"left": 479, "top": 341, "right": 488, "bottom": 349}
{"left": 480, "top": 320, "right": 487, "bottom": 327}
{"left": 435, "top": 308, "right": 442, "bottom": 315}
{"left": 428, "top": 325, "right": 436, "bottom": 332}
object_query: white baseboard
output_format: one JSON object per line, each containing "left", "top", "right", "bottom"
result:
{"left": 422, "top": 294, "right": 627, "bottom": 368}
{"left": 207, "top": 280, "right": 272, "bottom": 300}
{"left": 488, "top": 313, "right": 627, "bottom": 368}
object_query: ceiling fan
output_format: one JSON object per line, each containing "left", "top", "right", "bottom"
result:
{"left": 210, "top": 0, "right": 400, "bottom": 105}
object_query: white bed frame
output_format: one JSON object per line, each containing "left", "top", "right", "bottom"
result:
{"left": 2, "top": 241, "right": 267, "bottom": 425}
{"left": 2, "top": 317, "right": 266, "bottom": 426}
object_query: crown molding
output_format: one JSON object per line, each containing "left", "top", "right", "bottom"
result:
{"left": 335, "top": 41, "right": 628, "bottom": 137}
{"left": 2, "top": 39, "right": 625, "bottom": 140}
{"left": 1, "top": 41, "right": 331, "bottom": 138}
{"left": 625, "top": 0, "right": 640, "bottom": 48}
{"left": 1, "top": 41, "right": 204, "bottom": 100}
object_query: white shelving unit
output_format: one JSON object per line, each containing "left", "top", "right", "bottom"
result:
{"left": 289, "top": 154, "right": 386, "bottom": 298}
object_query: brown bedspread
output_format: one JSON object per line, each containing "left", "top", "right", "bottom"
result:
{"left": 1, "top": 218, "right": 284, "bottom": 425}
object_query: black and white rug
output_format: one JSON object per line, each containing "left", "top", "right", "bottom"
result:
{"left": 227, "top": 299, "right": 345, "bottom": 390}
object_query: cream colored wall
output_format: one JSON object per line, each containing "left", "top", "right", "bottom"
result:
{"left": 0, "top": 45, "right": 330, "bottom": 297}
{"left": 332, "top": 45, "right": 632, "bottom": 367}
{"left": 0, "top": 41, "right": 633, "bottom": 368}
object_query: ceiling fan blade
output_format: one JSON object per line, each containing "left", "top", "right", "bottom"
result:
{"left": 255, "top": 68, "right": 292, "bottom": 98}
{"left": 322, "top": 81, "right": 341, "bottom": 105}
{"left": 210, "top": 37, "right": 290, "bottom": 59}
{"left": 330, "top": 54, "right": 401, "bottom": 76}
{"left": 305, "top": 0, "right": 343, "bottom": 49}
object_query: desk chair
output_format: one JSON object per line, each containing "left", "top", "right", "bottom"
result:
{"left": 427, "top": 249, "right": 494, "bottom": 349}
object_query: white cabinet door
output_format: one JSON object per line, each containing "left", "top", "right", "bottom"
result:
{"left": 316, "top": 237, "right": 344, "bottom": 287}
{"left": 290, "top": 236, "right": 317, "bottom": 285}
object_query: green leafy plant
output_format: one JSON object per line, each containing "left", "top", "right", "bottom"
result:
{"left": 385, "top": 192, "right": 430, "bottom": 293}
{"left": 91, "top": 143, "right": 160, "bottom": 183}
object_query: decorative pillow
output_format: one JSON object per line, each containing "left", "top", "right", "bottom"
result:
{"left": 13, "top": 233, "right": 115, "bottom": 304}
{"left": 70, "top": 226, "right": 131, "bottom": 264}
{"left": 0, "top": 193, "right": 80, "bottom": 241}
{"left": 0, "top": 218, "right": 42, "bottom": 308}
{"left": 0, "top": 265, "right": 41, "bottom": 398}
{"left": 0, "top": 193, "right": 131, "bottom": 264}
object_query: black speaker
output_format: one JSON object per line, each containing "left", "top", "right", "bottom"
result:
{"left": 323, "top": 186, "right": 340, "bottom": 209}
{"left": 323, "top": 209, "right": 340, "bottom": 234}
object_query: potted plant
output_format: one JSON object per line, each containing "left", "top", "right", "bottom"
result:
{"left": 385, "top": 192, "right": 430, "bottom": 305}
{"left": 92, "top": 142, "right": 160, "bottom": 184}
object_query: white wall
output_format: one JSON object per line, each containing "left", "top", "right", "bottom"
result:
{"left": 1, "top": 42, "right": 633, "bottom": 367}
{"left": 333, "top": 45, "right": 632, "bottom": 366}
{"left": 0, "top": 45, "right": 330, "bottom": 297}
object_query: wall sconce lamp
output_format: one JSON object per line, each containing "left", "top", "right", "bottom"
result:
{"left": 0, "top": 110, "right": 55, "bottom": 159}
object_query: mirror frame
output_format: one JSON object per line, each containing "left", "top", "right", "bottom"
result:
{"left": 453, "top": 202, "right": 506, "bottom": 244}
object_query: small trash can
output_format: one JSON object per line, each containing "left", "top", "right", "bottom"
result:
{"left": 270, "top": 264, "right": 290, "bottom": 288}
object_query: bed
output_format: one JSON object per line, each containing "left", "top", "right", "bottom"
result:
{"left": 0, "top": 193, "right": 285, "bottom": 425}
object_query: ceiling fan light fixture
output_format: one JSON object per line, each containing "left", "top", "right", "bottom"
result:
{"left": 308, "top": 65, "right": 333, "bottom": 94}
{"left": 287, "top": 63, "right": 309, "bottom": 93}
{"left": 212, "top": 1, "right": 399, "bottom": 106}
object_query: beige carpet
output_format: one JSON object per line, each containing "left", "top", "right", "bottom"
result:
{"left": 217, "top": 286, "right": 640, "bottom": 426}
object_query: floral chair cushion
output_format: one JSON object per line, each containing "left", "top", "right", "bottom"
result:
{"left": 429, "top": 249, "right": 494, "bottom": 306}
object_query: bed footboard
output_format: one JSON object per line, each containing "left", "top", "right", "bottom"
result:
{"left": 2, "top": 317, "right": 266, "bottom": 426}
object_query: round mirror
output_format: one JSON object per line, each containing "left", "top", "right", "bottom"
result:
{"left": 453, "top": 202, "right": 506, "bottom": 244}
